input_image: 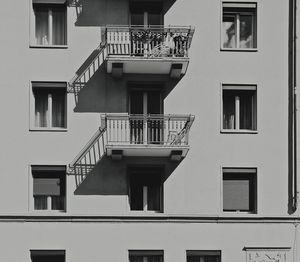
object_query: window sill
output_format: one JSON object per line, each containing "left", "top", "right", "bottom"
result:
{"left": 129, "top": 210, "right": 163, "bottom": 214}
{"left": 221, "top": 48, "right": 258, "bottom": 52}
{"left": 222, "top": 211, "right": 257, "bottom": 215}
{"left": 30, "top": 44, "right": 68, "bottom": 49}
{"left": 30, "top": 127, "right": 68, "bottom": 132}
{"left": 221, "top": 129, "right": 258, "bottom": 134}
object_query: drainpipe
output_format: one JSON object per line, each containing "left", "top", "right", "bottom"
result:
{"left": 288, "top": 0, "right": 298, "bottom": 214}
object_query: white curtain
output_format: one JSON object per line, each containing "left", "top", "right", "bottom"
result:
{"left": 34, "top": 196, "right": 47, "bottom": 210}
{"left": 35, "top": 92, "right": 48, "bottom": 127}
{"left": 35, "top": 8, "right": 49, "bottom": 45}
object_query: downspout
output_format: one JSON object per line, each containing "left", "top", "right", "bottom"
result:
{"left": 288, "top": 0, "right": 297, "bottom": 214}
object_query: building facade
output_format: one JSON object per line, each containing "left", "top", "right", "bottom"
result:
{"left": 0, "top": 0, "right": 299, "bottom": 261}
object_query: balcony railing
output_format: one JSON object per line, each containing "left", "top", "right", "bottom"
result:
{"left": 105, "top": 25, "right": 194, "bottom": 58}
{"left": 103, "top": 114, "right": 194, "bottom": 146}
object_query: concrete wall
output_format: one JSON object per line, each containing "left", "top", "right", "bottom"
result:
{"left": 0, "top": 0, "right": 294, "bottom": 218}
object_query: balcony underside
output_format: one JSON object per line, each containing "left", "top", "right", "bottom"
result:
{"left": 106, "top": 144, "right": 189, "bottom": 159}
{"left": 106, "top": 57, "right": 189, "bottom": 77}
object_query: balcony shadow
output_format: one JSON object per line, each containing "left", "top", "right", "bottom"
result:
{"left": 71, "top": 0, "right": 177, "bottom": 27}
{"left": 73, "top": 68, "right": 181, "bottom": 113}
{"left": 73, "top": 156, "right": 181, "bottom": 195}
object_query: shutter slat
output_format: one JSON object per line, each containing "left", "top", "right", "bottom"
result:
{"left": 33, "top": 178, "right": 61, "bottom": 196}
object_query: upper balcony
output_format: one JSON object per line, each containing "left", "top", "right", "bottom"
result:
{"left": 105, "top": 25, "right": 195, "bottom": 78}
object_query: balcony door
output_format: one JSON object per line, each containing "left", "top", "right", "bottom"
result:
{"left": 129, "top": 89, "right": 162, "bottom": 144}
{"left": 130, "top": 1, "right": 163, "bottom": 56}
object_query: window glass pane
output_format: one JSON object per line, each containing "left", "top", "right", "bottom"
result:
{"left": 148, "top": 14, "right": 161, "bottom": 25}
{"left": 239, "top": 91, "right": 254, "bottom": 129}
{"left": 34, "top": 91, "right": 48, "bottom": 127}
{"left": 222, "top": 15, "right": 236, "bottom": 48}
{"left": 31, "top": 253, "right": 65, "bottom": 262}
{"left": 130, "top": 180, "right": 144, "bottom": 210}
{"left": 239, "top": 15, "right": 254, "bottom": 48}
{"left": 147, "top": 185, "right": 161, "bottom": 211}
{"left": 131, "top": 14, "right": 144, "bottom": 25}
{"left": 51, "top": 195, "right": 65, "bottom": 210}
{"left": 34, "top": 195, "right": 47, "bottom": 210}
{"left": 35, "top": 7, "right": 49, "bottom": 45}
{"left": 130, "top": 256, "right": 144, "bottom": 262}
{"left": 52, "top": 91, "right": 65, "bottom": 128}
{"left": 187, "top": 256, "right": 220, "bottom": 262}
{"left": 223, "top": 91, "right": 235, "bottom": 129}
{"left": 52, "top": 7, "right": 66, "bottom": 45}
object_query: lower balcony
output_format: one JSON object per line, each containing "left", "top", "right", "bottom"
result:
{"left": 102, "top": 113, "right": 195, "bottom": 159}
{"left": 105, "top": 25, "right": 195, "bottom": 77}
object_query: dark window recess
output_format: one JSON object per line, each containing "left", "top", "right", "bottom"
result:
{"left": 187, "top": 251, "right": 221, "bottom": 262}
{"left": 31, "top": 250, "right": 65, "bottom": 262}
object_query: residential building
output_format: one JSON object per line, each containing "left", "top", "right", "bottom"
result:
{"left": 0, "top": 0, "right": 299, "bottom": 261}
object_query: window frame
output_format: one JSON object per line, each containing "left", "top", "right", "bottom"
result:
{"left": 127, "top": 166, "right": 164, "bottom": 213}
{"left": 186, "top": 250, "right": 221, "bottom": 262}
{"left": 30, "top": 250, "right": 65, "bottom": 262}
{"left": 29, "top": 165, "right": 67, "bottom": 213}
{"left": 220, "top": 84, "right": 258, "bottom": 133}
{"left": 30, "top": 0, "right": 68, "bottom": 48}
{"left": 221, "top": 1, "right": 257, "bottom": 51}
{"left": 129, "top": 250, "right": 164, "bottom": 262}
{"left": 222, "top": 167, "right": 257, "bottom": 214}
{"left": 30, "top": 81, "right": 68, "bottom": 132}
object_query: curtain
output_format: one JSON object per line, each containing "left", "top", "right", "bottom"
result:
{"left": 35, "top": 92, "right": 48, "bottom": 127}
{"left": 51, "top": 196, "right": 65, "bottom": 210}
{"left": 52, "top": 7, "right": 66, "bottom": 45}
{"left": 239, "top": 15, "right": 253, "bottom": 48}
{"left": 52, "top": 91, "right": 65, "bottom": 128}
{"left": 240, "top": 92, "right": 253, "bottom": 129}
{"left": 187, "top": 256, "right": 220, "bottom": 262}
{"left": 147, "top": 185, "right": 161, "bottom": 211}
{"left": 223, "top": 91, "right": 235, "bottom": 129}
{"left": 34, "top": 196, "right": 47, "bottom": 210}
{"left": 35, "top": 7, "right": 49, "bottom": 45}
{"left": 222, "top": 15, "right": 236, "bottom": 48}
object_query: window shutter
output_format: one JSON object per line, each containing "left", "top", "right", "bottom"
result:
{"left": 223, "top": 179, "right": 250, "bottom": 211}
{"left": 129, "top": 250, "right": 164, "bottom": 256}
{"left": 187, "top": 251, "right": 221, "bottom": 256}
{"left": 33, "top": 178, "right": 61, "bottom": 196}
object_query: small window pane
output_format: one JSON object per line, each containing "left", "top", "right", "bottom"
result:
{"left": 52, "top": 7, "right": 66, "bottom": 45}
{"left": 239, "top": 15, "right": 254, "bottom": 48}
{"left": 223, "top": 91, "right": 235, "bottom": 129}
{"left": 34, "top": 91, "right": 48, "bottom": 127}
{"left": 35, "top": 7, "right": 49, "bottom": 45}
{"left": 51, "top": 196, "right": 65, "bottom": 210}
{"left": 34, "top": 196, "right": 47, "bottom": 210}
{"left": 52, "top": 91, "right": 65, "bottom": 128}
{"left": 222, "top": 15, "right": 236, "bottom": 48}
{"left": 239, "top": 91, "right": 254, "bottom": 130}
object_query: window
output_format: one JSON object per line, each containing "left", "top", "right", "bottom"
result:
{"left": 129, "top": 167, "right": 163, "bottom": 212}
{"left": 31, "top": 82, "right": 67, "bottom": 130}
{"left": 130, "top": 2, "right": 163, "bottom": 26}
{"left": 222, "top": 2, "right": 257, "bottom": 49}
{"left": 32, "top": 0, "right": 67, "bottom": 46}
{"left": 31, "top": 250, "right": 65, "bottom": 262}
{"left": 129, "top": 250, "right": 163, "bottom": 262}
{"left": 222, "top": 85, "right": 257, "bottom": 131}
{"left": 187, "top": 251, "right": 221, "bottom": 262}
{"left": 223, "top": 168, "right": 257, "bottom": 213}
{"left": 32, "top": 166, "right": 66, "bottom": 211}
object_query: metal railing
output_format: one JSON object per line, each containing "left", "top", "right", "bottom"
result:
{"left": 103, "top": 113, "right": 194, "bottom": 146}
{"left": 105, "top": 25, "right": 194, "bottom": 58}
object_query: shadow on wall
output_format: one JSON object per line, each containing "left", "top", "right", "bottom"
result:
{"left": 71, "top": 0, "right": 177, "bottom": 27}
{"left": 73, "top": 156, "right": 181, "bottom": 195}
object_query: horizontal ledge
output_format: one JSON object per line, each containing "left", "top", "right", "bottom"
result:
{"left": 29, "top": 45, "right": 68, "bottom": 49}
{"left": 220, "top": 48, "right": 258, "bottom": 52}
{"left": 221, "top": 129, "right": 258, "bottom": 134}
{"left": 29, "top": 128, "right": 68, "bottom": 132}
{"left": 0, "top": 215, "right": 299, "bottom": 223}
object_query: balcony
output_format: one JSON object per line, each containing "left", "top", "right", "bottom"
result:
{"left": 105, "top": 25, "right": 195, "bottom": 77}
{"left": 103, "top": 113, "right": 194, "bottom": 159}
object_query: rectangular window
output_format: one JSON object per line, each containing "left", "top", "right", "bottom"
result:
{"left": 129, "top": 250, "right": 163, "bottom": 262}
{"left": 32, "top": 0, "right": 67, "bottom": 46}
{"left": 129, "top": 167, "right": 163, "bottom": 212}
{"left": 222, "top": 85, "right": 257, "bottom": 131}
{"left": 31, "top": 250, "right": 65, "bottom": 262}
{"left": 223, "top": 168, "right": 257, "bottom": 213}
{"left": 32, "top": 166, "right": 66, "bottom": 211}
{"left": 222, "top": 2, "right": 257, "bottom": 49}
{"left": 187, "top": 251, "right": 221, "bottom": 262}
{"left": 32, "top": 82, "right": 67, "bottom": 130}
